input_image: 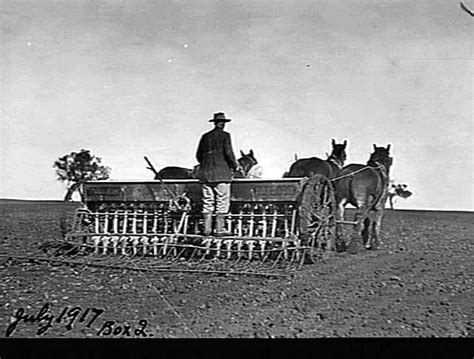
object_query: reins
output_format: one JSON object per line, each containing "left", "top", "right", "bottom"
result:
{"left": 330, "top": 165, "right": 373, "bottom": 182}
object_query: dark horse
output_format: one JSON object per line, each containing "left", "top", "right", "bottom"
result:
{"left": 334, "top": 144, "right": 393, "bottom": 252}
{"left": 155, "top": 166, "right": 197, "bottom": 179}
{"left": 155, "top": 150, "right": 259, "bottom": 179}
{"left": 283, "top": 139, "right": 347, "bottom": 179}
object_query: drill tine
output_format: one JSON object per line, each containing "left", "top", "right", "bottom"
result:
{"left": 215, "top": 239, "right": 223, "bottom": 258}
{"left": 236, "top": 240, "right": 243, "bottom": 260}
{"left": 223, "top": 240, "right": 233, "bottom": 260}
{"left": 150, "top": 236, "right": 159, "bottom": 256}
{"left": 101, "top": 236, "right": 109, "bottom": 255}
{"left": 290, "top": 209, "right": 297, "bottom": 236}
{"left": 281, "top": 239, "right": 288, "bottom": 260}
{"left": 132, "top": 210, "right": 138, "bottom": 234}
{"left": 152, "top": 210, "right": 158, "bottom": 233}
{"left": 104, "top": 213, "right": 109, "bottom": 234}
{"left": 202, "top": 237, "right": 212, "bottom": 257}
{"left": 183, "top": 214, "right": 189, "bottom": 235}
{"left": 262, "top": 208, "right": 268, "bottom": 238}
{"left": 94, "top": 212, "right": 100, "bottom": 235}
{"left": 92, "top": 236, "right": 101, "bottom": 254}
{"left": 131, "top": 236, "right": 140, "bottom": 256}
{"left": 141, "top": 236, "right": 149, "bottom": 255}
{"left": 259, "top": 240, "right": 266, "bottom": 259}
{"left": 237, "top": 210, "right": 243, "bottom": 237}
{"left": 164, "top": 212, "right": 168, "bottom": 234}
{"left": 171, "top": 236, "right": 179, "bottom": 258}
{"left": 162, "top": 236, "right": 169, "bottom": 256}
{"left": 271, "top": 208, "right": 278, "bottom": 238}
{"left": 113, "top": 211, "right": 119, "bottom": 233}
{"left": 111, "top": 236, "right": 119, "bottom": 255}
{"left": 122, "top": 211, "right": 128, "bottom": 234}
{"left": 143, "top": 211, "right": 148, "bottom": 234}
{"left": 249, "top": 240, "right": 256, "bottom": 260}
{"left": 119, "top": 236, "right": 127, "bottom": 255}
{"left": 226, "top": 214, "right": 232, "bottom": 233}
{"left": 249, "top": 210, "right": 255, "bottom": 237}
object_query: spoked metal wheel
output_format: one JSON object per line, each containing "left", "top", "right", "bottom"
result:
{"left": 298, "top": 174, "right": 337, "bottom": 262}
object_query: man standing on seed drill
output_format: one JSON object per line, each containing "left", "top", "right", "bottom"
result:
{"left": 196, "top": 112, "right": 242, "bottom": 236}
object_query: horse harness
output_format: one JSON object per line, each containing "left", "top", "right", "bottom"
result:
{"left": 359, "top": 162, "right": 390, "bottom": 213}
{"left": 331, "top": 161, "right": 390, "bottom": 218}
{"left": 327, "top": 156, "right": 344, "bottom": 170}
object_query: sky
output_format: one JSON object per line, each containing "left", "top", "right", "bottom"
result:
{"left": 1, "top": 0, "right": 473, "bottom": 210}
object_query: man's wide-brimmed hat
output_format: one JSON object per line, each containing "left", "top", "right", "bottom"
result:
{"left": 209, "top": 112, "right": 231, "bottom": 123}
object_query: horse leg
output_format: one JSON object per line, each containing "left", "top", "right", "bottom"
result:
{"left": 361, "top": 216, "right": 371, "bottom": 247}
{"left": 347, "top": 196, "right": 369, "bottom": 254}
{"left": 368, "top": 208, "right": 384, "bottom": 250}
{"left": 335, "top": 199, "right": 347, "bottom": 251}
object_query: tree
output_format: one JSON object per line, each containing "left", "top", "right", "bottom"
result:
{"left": 53, "top": 149, "right": 111, "bottom": 202}
{"left": 387, "top": 181, "right": 413, "bottom": 209}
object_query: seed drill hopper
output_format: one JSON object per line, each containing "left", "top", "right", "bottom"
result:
{"left": 65, "top": 175, "right": 338, "bottom": 276}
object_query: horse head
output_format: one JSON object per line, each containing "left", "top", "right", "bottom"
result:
{"left": 328, "top": 139, "right": 348, "bottom": 169}
{"left": 238, "top": 149, "right": 258, "bottom": 177}
{"left": 367, "top": 144, "right": 393, "bottom": 174}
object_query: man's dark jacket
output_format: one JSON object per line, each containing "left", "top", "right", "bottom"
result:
{"left": 196, "top": 127, "right": 239, "bottom": 183}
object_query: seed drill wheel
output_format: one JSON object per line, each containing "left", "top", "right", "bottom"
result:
{"left": 298, "top": 174, "right": 337, "bottom": 263}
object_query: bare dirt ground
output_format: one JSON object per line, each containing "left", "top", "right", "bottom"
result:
{"left": 1, "top": 200, "right": 472, "bottom": 338}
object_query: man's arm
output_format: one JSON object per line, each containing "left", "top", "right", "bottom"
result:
{"left": 196, "top": 136, "right": 204, "bottom": 163}
{"left": 223, "top": 133, "right": 239, "bottom": 170}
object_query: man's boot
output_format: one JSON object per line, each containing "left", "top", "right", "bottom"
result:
{"left": 214, "top": 214, "right": 232, "bottom": 237}
{"left": 202, "top": 213, "right": 213, "bottom": 236}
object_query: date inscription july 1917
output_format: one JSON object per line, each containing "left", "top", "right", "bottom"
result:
{"left": 5, "top": 303, "right": 152, "bottom": 337}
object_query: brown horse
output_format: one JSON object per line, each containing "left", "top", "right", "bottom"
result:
{"left": 155, "top": 166, "right": 197, "bottom": 179}
{"left": 155, "top": 150, "right": 259, "bottom": 179}
{"left": 334, "top": 144, "right": 393, "bottom": 252}
{"left": 283, "top": 139, "right": 347, "bottom": 179}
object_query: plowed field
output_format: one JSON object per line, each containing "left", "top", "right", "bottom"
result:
{"left": 1, "top": 201, "right": 472, "bottom": 338}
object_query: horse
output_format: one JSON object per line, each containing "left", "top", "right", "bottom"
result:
{"left": 233, "top": 150, "right": 260, "bottom": 178}
{"left": 155, "top": 166, "right": 197, "bottom": 179}
{"left": 283, "top": 139, "right": 347, "bottom": 179}
{"left": 333, "top": 144, "right": 393, "bottom": 252}
{"left": 155, "top": 150, "right": 260, "bottom": 179}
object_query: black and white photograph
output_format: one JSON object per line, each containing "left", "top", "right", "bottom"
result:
{"left": 1, "top": 0, "right": 472, "bottom": 343}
